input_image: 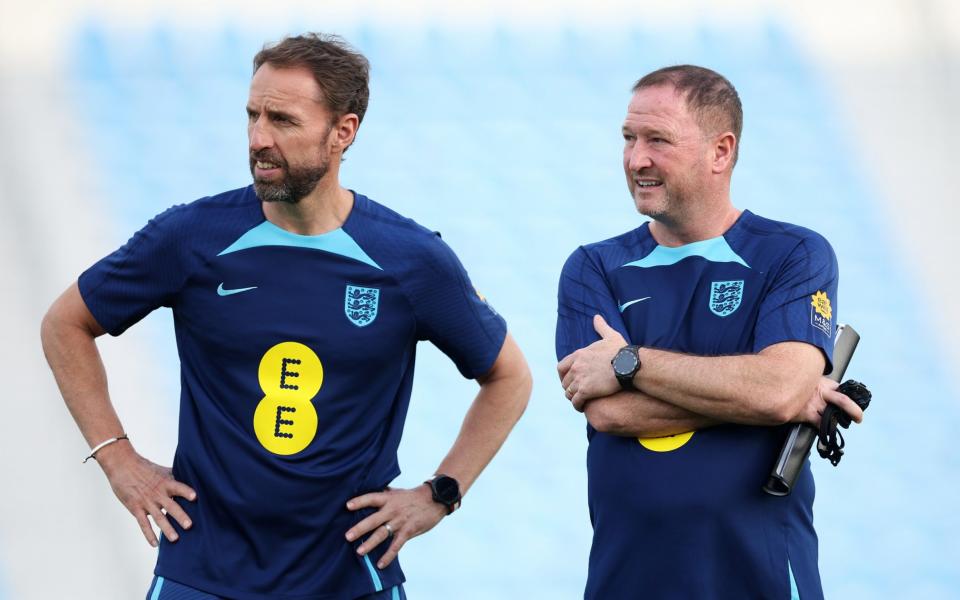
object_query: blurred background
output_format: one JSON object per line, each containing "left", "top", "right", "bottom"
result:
{"left": 2, "top": 0, "right": 958, "bottom": 598}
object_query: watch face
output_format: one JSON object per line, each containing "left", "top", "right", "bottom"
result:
{"left": 613, "top": 349, "right": 639, "bottom": 376}
{"left": 434, "top": 476, "right": 460, "bottom": 503}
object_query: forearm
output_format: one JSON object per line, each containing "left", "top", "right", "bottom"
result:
{"left": 583, "top": 390, "right": 720, "bottom": 437}
{"left": 434, "top": 335, "right": 531, "bottom": 494}
{"left": 635, "top": 343, "right": 822, "bottom": 426}
{"left": 41, "top": 284, "right": 128, "bottom": 456}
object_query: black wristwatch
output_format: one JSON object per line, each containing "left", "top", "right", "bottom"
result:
{"left": 611, "top": 345, "right": 642, "bottom": 391}
{"left": 425, "top": 474, "right": 462, "bottom": 514}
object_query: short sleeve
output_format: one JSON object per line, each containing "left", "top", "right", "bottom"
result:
{"left": 78, "top": 205, "right": 191, "bottom": 336}
{"left": 556, "top": 247, "right": 630, "bottom": 361}
{"left": 752, "top": 234, "right": 839, "bottom": 372}
{"left": 406, "top": 234, "right": 507, "bottom": 379}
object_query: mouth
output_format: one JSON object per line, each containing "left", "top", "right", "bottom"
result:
{"left": 633, "top": 177, "right": 664, "bottom": 191}
{"left": 253, "top": 159, "right": 284, "bottom": 179}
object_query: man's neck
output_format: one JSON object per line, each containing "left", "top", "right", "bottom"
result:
{"left": 649, "top": 198, "right": 742, "bottom": 247}
{"left": 262, "top": 174, "right": 354, "bottom": 235}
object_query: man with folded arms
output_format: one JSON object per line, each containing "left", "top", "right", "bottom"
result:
{"left": 556, "top": 65, "right": 861, "bottom": 599}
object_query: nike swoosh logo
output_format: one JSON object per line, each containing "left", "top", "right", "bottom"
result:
{"left": 618, "top": 297, "right": 651, "bottom": 312}
{"left": 217, "top": 283, "right": 258, "bottom": 297}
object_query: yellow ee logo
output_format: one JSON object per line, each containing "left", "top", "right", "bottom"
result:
{"left": 638, "top": 431, "right": 695, "bottom": 452}
{"left": 253, "top": 342, "right": 323, "bottom": 455}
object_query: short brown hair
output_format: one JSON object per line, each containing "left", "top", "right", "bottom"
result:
{"left": 633, "top": 65, "right": 743, "bottom": 164}
{"left": 253, "top": 33, "right": 370, "bottom": 124}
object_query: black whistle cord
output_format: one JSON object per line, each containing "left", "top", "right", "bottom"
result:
{"left": 817, "top": 406, "right": 847, "bottom": 466}
{"left": 816, "top": 380, "right": 873, "bottom": 467}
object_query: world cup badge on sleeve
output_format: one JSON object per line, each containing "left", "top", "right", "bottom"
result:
{"left": 709, "top": 280, "right": 744, "bottom": 317}
{"left": 344, "top": 285, "right": 380, "bottom": 327}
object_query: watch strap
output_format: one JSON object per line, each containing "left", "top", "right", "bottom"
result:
{"left": 425, "top": 475, "right": 462, "bottom": 514}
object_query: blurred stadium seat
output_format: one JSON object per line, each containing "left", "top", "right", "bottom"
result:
{"left": 1, "top": 5, "right": 957, "bottom": 599}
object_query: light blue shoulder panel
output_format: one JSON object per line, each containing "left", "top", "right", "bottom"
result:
{"left": 622, "top": 235, "right": 750, "bottom": 269}
{"left": 217, "top": 221, "right": 382, "bottom": 270}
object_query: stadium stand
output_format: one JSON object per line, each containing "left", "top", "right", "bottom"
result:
{"left": 1, "top": 4, "right": 957, "bottom": 598}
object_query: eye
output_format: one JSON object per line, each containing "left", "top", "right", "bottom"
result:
{"left": 623, "top": 133, "right": 636, "bottom": 142}
{"left": 271, "top": 113, "right": 298, "bottom": 127}
{"left": 649, "top": 137, "right": 668, "bottom": 145}
{"left": 246, "top": 109, "right": 258, "bottom": 122}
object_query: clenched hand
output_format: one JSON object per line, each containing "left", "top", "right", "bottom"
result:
{"left": 795, "top": 378, "right": 864, "bottom": 427}
{"left": 558, "top": 315, "right": 626, "bottom": 410}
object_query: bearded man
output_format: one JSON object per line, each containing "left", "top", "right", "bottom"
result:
{"left": 42, "top": 33, "right": 531, "bottom": 600}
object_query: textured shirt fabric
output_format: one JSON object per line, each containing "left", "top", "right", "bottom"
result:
{"left": 556, "top": 210, "right": 838, "bottom": 600}
{"left": 81, "top": 186, "right": 507, "bottom": 600}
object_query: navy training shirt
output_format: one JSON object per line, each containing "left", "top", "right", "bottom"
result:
{"left": 79, "top": 186, "right": 507, "bottom": 599}
{"left": 556, "top": 210, "right": 838, "bottom": 600}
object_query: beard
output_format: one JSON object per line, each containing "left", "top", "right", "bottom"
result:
{"left": 250, "top": 150, "right": 330, "bottom": 204}
{"left": 633, "top": 182, "right": 672, "bottom": 212}
{"left": 633, "top": 184, "right": 691, "bottom": 229}
{"left": 628, "top": 165, "right": 702, "bottom": 226}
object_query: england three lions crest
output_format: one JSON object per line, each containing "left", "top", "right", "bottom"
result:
{"left": 709, "top": 280, "right": 744, "bottom": 317}
{"left": 345, "top": 285, "right": 379, "bottom": 327}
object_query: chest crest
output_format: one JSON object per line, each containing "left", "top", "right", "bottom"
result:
{"left": 344, "top": 284, "right": 380, "bottom": 327}
{"left": 709, "top": 280, "right": 744, "bottom": 317}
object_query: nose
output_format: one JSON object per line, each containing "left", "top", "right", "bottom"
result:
{"left": 627, "top": 142, "right": 653, "bottom": 172}
{"left": 248, "top": 117, "right": 273, "bottom": 152}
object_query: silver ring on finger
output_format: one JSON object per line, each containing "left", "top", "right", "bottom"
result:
{"left": 383, "top": 522, "right": 393, "bottom": 538}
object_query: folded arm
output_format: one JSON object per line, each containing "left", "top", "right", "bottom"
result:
{"left": 633, "top": 341, "right": 825, "bottom": 425}
{"left": 561, "top": 315, "right": 861, "bottom": 435}
{"left": 582, "top": 390, "right": 720, "bottom": 437}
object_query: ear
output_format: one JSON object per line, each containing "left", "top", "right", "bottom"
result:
{"left": 329, "top": 113, "right": 360, "bottom": 154}
{"left": 711, "top": 132, "right": 737, "bottom": 173}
